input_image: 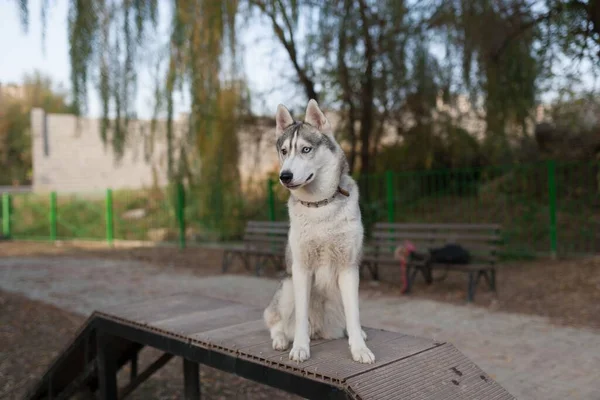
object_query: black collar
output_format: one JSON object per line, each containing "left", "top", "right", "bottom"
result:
{"left": 297, "top": 186, "right": 350, "bottom": 208}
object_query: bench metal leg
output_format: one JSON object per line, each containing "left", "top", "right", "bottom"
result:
{"left": 359, "top": 261, "right": 368, "bottom": 280}
{"left": 254, "top": 256, "right": 264, "bottom": 276}
{"left": 221, "top": 251, "right": 232, "bottom": 273}
{"left": 96, "top": 331, "right": 117, "bottom": 400}
{"left": 422, "top": 265, "right": 433, "bottom": 285}
{"left": 242, "top": 254, "right": 252, "bottom": 272}
{"left": 183, "top": 358, "right": 200, "bottom": 400}
{"left": 406, "top": 267, "right": 419, "bottom": 293}
{"left": 362, "top": 261, "right": 378, "bottom": 281}
{"left": 467, "top": 272, "right": 476, "bottom": 303}
{"left": 371, "top": 262, "right": 379, "bottom": 280}
{"left": 490, "top": 269, "right": 496, "bottom": 291}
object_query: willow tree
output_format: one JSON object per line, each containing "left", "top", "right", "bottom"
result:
{"left": 429, "top": 0, "right": 540, "bottom": 164}
{"left": 164, "top": 0, "right": 243, "bottom": 238}
{"left": 0, "top": 72, "right": 76, "bottom": 185}
{"left": 19, "top": 0, "right": 243, "bottom": 237}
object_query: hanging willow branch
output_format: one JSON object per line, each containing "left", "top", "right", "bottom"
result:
{"left": 20, "top": 0, "right": 159, "bottom": 159}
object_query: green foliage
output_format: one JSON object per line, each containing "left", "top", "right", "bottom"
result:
{"left": 0, "top": 72, "right": 76, "bottom": 185}
{"left": 15, "top": 0, "right": 600, "bottom": 184}
{"left": 430, "top": 0, "right": 541, "bottom": 164}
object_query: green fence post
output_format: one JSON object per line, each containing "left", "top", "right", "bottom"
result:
{"left": 176, "top": 182, "right": 186, "bottom": 249}
{"left": 105, "top": 189, "right": 114, "bottom": 246}
{"left": 385, "top": 171, "right": 395, "bottom": 223}
{"left": 2, "top": 193, "right": 11, "bottom": 238}
{"left": 547, "top": 160, "right": 558, "bottom": 259}
{"left": 49, "top": 192, "right": 57, "bottom": 241}
{"left": 267, "top": 179, "right": 276, "bottom": 221}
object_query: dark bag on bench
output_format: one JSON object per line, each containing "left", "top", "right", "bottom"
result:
{"left": 428, "top": 244, "right": 471, "bottom": 264}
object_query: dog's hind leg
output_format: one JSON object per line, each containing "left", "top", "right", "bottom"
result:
{"left": 319, "top": 297, "right": 346, "bottom": 340}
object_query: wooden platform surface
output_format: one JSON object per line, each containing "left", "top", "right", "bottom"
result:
{"left": 94, "top": 293, "right": 514, "bottom": 399}
{"left": 27, "top": 292, "right": 515, "bottom": 399}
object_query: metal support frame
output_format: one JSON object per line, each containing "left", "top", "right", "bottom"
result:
{"left": 183, "top": 359, "right": 200, "bottom": 400}
{"left": 119, "top": 353, "right": 174, "bottom": 399}
{"left": 28, "top": 316, "right": 348, "bottom": 400}
{"left": 93, "top": 317, "right": 348, "bottom": 400}
{"left": 54, "top": 362, "right": 96, "bottom": 400}
{"left": 130, "top": 352, "right": 138, "bottom": 382}
{"left": 96, "top": 330, "right": 118, "bottom": 400}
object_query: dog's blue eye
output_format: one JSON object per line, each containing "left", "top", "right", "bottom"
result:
{"left": 302, "top": 147, "right": 312, "bottom": 154}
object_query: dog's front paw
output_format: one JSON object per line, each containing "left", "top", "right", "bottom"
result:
{"left": 361, "top": 329, "right": 368, "bottom": 341}
{"left": 272, "top": 334, "right": 289, "bottom": 351}
{"left": 351, "top": 345, "right": 375, "bottom": 364}
{"left": 289, "top": 345, "right": 310, "bottom": 363}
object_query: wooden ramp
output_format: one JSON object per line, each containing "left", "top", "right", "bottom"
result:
{"left": 26, "top": 293, "right": 515, "bottom": 399}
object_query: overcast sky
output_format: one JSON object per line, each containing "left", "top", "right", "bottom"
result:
{"left": 1, "top": 0, "right": 598, "bottom": 120}
{"left": 0, "top": 0, "right": 306, "bottom": 119}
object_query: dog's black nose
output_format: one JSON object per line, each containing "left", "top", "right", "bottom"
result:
{"left": 279, "top": 171, "right": 293, "bottom": 184}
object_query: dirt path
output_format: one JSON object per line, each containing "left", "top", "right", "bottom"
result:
{"left": 2, "top": 241, "right": 599, "bottom": 330}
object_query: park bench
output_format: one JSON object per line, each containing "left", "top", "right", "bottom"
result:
{"left": 363, "top": 223, "right": 502, "bottom": 302}
{"left": 26, "top": 293, "right": 514, "bottom": 399}
{"left": 221, "top": 220, "right": 289, "bottom": 276}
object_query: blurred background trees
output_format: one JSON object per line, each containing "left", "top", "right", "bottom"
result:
{"left": 14, "top": 0, "right": 600, "bottom": 180}
{"left": 0, "top": 72, "right": 76, "bottom": 185}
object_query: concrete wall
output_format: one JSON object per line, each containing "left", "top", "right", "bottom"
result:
{"left": 30, "top": 108, "right": 280, "bottom": 193}
{"left": 31, "top": 108, "right": 185, "bottom": 193}
{"left": 30, "top": 96, "right": 498, "bottom": 193}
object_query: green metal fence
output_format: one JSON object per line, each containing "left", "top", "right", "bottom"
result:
{"left": 272, "top": 160, "right": 599, "bottom": 258}
{"left": 1, "top": 160, "right": 598, "bottom": 257}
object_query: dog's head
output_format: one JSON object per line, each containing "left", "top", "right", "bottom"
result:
{"left": 274, "top": 99, "right": 343, "bottom": 191}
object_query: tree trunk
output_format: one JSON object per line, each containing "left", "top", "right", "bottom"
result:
{"left": 252, "top": 0, "right": 319, "bottom": 102}
{"left": 338, "top": 0, "right": 357, "bottom": 173}
{"left": 358, "top": 0, "right": 375, "bottom": 176}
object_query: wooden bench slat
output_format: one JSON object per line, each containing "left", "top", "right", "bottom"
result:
{"left": 243, "top": 234, "right": 288, "bottom": 243}
{"left": 366, "top": 238, "right": 498, "bottom": 248}
{"left": 247, "top": 221, "right": 289, "bottom": 228}
{"left": 374, "top": 222, "right": 501, "bottom": 231}
{"left": 245, "top": 241, "right": 287, "bottom": 249}
{"left": 372, "top": 231, "right": 501, "bottom": 242}
{"left": 362, "top": 254, "right": 498, "bottom": 264}
{"left": 373, "top": 231, "right": 501, "bottom": 243}
{"left": 245, "top": 226, "right": 289, "bottom": 235}
{"left": 243, "top": 248, "right": 285, "bottom": 256}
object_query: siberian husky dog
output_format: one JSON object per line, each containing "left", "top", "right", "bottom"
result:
{"left": 263, "top": 99, "right": 375, "bottom": 364}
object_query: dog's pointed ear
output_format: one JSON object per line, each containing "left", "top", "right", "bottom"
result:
{"left": 275, "top": 104, "right": 294, "bottom": 137}
{"left": 304, "top": 99, "right": 332, "bottom": 133}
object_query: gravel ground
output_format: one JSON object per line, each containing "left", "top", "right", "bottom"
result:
{"left": 3, "top": 241, "right": 599, "bottom": 330}
{"left": 0, "top": 290, "right": 299, "bottom": 400}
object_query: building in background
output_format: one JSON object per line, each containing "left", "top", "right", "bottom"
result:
{"left": 30, "top": 93, "right": 556, "bottom": 193}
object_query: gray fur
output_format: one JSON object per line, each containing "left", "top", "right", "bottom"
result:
{"left": 276, "top": 122, "right": 336, "bottom": 155}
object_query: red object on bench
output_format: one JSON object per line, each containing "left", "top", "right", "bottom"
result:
{"left": 395, "top": 241, "right": 416, "bottom": 294}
